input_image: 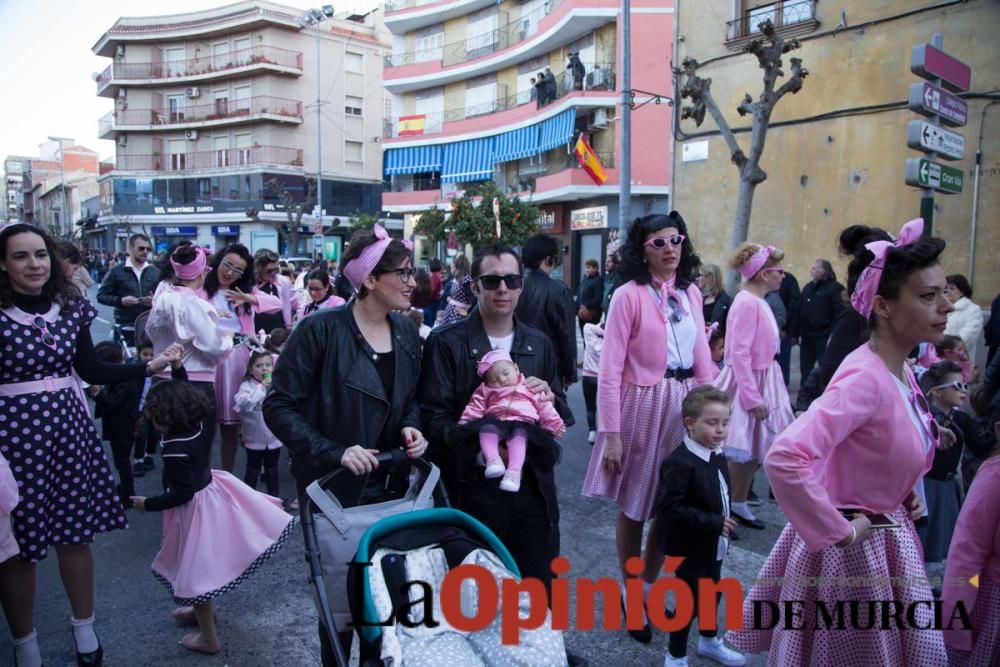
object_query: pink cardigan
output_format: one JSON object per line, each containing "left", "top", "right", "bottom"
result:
{"left": 941, "top": 456, "right": 1000, "bottom": 652}
{"left": 459, "top": 376, "right": 566, "bottom": 436}
{"left": 197, "top": 287, "right": 281, "bottom": 335}
{"left": 724, "top": 290, "right": 781, "bottom": 410}
{"left": 598, "top": 280, "right": 713, "bottom": 434}
{"left": 764, "top": 344, "right": 934, "bottom": 552}
{"left": 295, "top": 294, "right": 346, "bottom": 323}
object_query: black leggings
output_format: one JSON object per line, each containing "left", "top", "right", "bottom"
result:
{"left": 668, "top": 557, "right": 722, "bottom": 658}
{"left": 108, "top": 437, "right": 135, "bottom": 501}
{"left": 582, "top": 375, "right": 598, "bottom": 431}
{"left": 245, "top": 448, "right": 281, "bottom": 496}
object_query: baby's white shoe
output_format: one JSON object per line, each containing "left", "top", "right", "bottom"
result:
{"left": 484, "top": 457, "right": 506, "bottom": 479}
{"left": 499, "top": 468, "right": 522, "bottom": 492}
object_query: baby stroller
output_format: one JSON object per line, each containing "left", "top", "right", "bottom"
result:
{"left": 301, "top": 449, "right": 573, "bottom": 667}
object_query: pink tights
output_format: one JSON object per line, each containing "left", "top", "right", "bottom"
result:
{"left": 479, "top": 426, "right": 527, "bottom": 471}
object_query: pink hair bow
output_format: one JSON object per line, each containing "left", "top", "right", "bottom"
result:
{"left": 342, "top": 223, "right": 414, "bottom": 290}
{"left": 850, "top": 218, "right": 924, "bottom": 318}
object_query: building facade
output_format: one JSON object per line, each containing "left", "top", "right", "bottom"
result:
{"left": 673, "top": 0, "right": 1000, "bottom": 298}
{"left": 13, "top": 140, "right": 102, "bottom": 238}
{"left": 92, "top": 1, "right": 389, "bottom": 258}
{"left": 3, "top": 156, "right": 31, "bottom": 224}
{"left": 381, "top": 0, "right": 676, "bottom": 288}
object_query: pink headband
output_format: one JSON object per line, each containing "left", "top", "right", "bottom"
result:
{"left": 739, "top": 244, "right": 777, "bottom": 280}
{"left": 477, "top": 349, "right": 513, "bottom": 377}
{"left": 342, "top": 223, "right": 413, "bottom": 290}
{"left": 850, "top": 218, "right": 923, "bottom": 318}
{"left": 171, "top": 246, "right": 210, "bottom": 280}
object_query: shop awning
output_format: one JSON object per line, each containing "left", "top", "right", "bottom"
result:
{"left": 492, "top": 125, "right": 539, "bottom": 164}
{"left": 537, "top": 109, "right": 577, "bottom": 153}
{"left": 441, "top": 137, "right": 495, "bottom": 183}
{"left": 383, "top": 144, "right": 443, "bottom": 176}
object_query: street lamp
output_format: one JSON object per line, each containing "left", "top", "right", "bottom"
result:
{"left": 298, "top": 5, "right": 335, "bottom": 258}
{"left": 48, "top": 136, "right": 69, "bottom": 239}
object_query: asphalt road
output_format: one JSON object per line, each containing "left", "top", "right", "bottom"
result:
{"left": 5, "top": 286, "right": 791, "bottom": 666}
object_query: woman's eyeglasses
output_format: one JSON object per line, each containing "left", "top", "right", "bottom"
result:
{"left": 220, "top": 260, "right": 244, "bottom": 277}
{"left": 378, "top": 268, "right": 416, "bottom": 283}
{"left": 644, "top": 235, "right": 686, "bottom": 249}
{"left": 478, "top": 274, "right": 523, "bottom": 290}
{"left": 930, "top": 381, "right": 969, "bottom": 393}
{"left": 762, "top": 268, "right": 786, "bottom": 277}
{"left": 31, "top": 316, "right": 58, "bottom": 351}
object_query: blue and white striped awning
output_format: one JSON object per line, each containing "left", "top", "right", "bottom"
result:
{"left": 492, "top": 125, "right": 539, "bottom": 164}
{"left": 441, "top": 137, "right": 495, "bottom": 183}
{"left": 383, "top": 145, "right": 444, "bottom": 176}
{"left": 537, "top": 109, "right": 577, "bottom": 153}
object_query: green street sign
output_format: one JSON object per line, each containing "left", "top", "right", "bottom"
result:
{"left": 904, "top": 158, "right": 964, "bottom": 194}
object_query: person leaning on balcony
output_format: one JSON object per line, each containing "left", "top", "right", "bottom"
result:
{"left": 97, "top": 233, "right": 160, "bottom": 347}
{"left": 535, "top": 72, "right": 547, "bottom": 107}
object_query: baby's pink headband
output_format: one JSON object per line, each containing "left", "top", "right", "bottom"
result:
{"left": 739, "top": 244, "right": 777, "bottom": 280}
{"left": 171, "top": 246, "right": 210, "bottom": 280}
{"left": 850, "top": 218, "right": 924, "bottom": 318}
{"left": 342, "top": 223, "right": 413, "bottom": 290}
{"left": 477, "top": 349, "right": 513, "bottom": 377}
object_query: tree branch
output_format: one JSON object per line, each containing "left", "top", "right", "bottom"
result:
{"left": 774, "top": 57, "right": 809, "bottom": 103}
{"left": 676, "top": 57, "right": 747, "bottom": 168}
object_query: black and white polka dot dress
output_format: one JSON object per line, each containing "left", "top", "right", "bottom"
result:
{"left": 0, "top": 298, "right": 127, "bottom": 562}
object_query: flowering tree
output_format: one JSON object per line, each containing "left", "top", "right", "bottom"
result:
{"left": 415, "top": 181, "right": 541, "bottom": 248}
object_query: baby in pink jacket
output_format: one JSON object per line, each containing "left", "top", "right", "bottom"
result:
{"left": 0, "top": 451, "right": 19, "bottom": 563}
{"left": 459, "top": 350, "right": 566, "bottom": 492}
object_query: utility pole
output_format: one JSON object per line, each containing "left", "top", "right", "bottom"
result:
{"left": 315, "top": 29, "right": 323, "bottom": 255}
{"left": 617, "top": 0, "right": 631, "bottom": 238}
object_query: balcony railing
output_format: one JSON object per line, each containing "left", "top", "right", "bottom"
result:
{"left": 114, "top": 145, "right": 303, "bottom": 172}
{"left": 385, "top": 62, "right": 615, "bottom": 138}
{"left": 384, "top": 175, "right": 441, "bottom": 192}
{"left": 725, "top": 0, "right": 818, "bottom": 42}
{"left": 106, "top": 95, "right": 303, "bottom": 130}
{"left": 385, "top": 0, "right": 440, "bottom": 12}
{"left": 385, "top": 0, "right": 568, "bottom": 68}
{"left": 96, "top": 44, "right": 303, "bottom": 91}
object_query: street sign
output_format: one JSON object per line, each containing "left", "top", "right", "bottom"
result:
{"left": 905, "top": 158, "right": 964, "bottom": 194}
{"left": 313, "top": 235, "right": 323, "bottom": 249}
{"left": 908, "top": 82, "right": 968, "bottom": 127}
{"left": 911, "top": 44, "right": 971, "bottom": 93}
{"left": 906, "top": 120, "right": 965, "bottom": 161}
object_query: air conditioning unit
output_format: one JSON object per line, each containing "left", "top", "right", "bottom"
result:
{"left": 115, "top": 44, "right": 126, "bottom": 58}
{"left": 588, "top": 108, "right": 609, "bottom": 129}
{"left": 117, "top": 133, "right": 128, "bottom": 146}
{"left": 117, "top": 87, "right": 127, "bottom": 99}
{"left": 185, "top": 87, "right": 201, "bottom": 98}
{"left": 184, "top": 130, "right": 199, "bottom": 141}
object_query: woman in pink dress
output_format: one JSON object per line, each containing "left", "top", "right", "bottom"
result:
{"left": 294, "top": 269, "right": 345, "bottom": 324}
{"left": 582, "top": 212, "right": 715, "bottom": 643}
{"left": 727, "top": 219, "right": 950, "bottom": 665}
{"left": 712, "top": 243, "right": 794, "bottom": 529}
{"left": 201, "top": 244, "right": 281, "bottom": 474}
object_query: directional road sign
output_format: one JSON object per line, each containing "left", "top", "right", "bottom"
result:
{"left": 911, "top": 44, "right": 971, "bottom": 93}
{"left": 906, "top": 120, "right": 965, "bottom": 161}
{"left": 905, "top": 158, "right": 964, "bottom": 194}
{"left": 908, "top": 82, "right": 968, "bottom": 127}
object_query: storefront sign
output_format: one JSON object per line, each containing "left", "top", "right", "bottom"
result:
{"left": 153, "top": 205, "right": 216, "bottom": 214}
{"left": 151, "top": 226, "right": 198, "bottom": 236}
{"left": 539, "top": 211, "right": 556, "bottom": 230}
{"left": 211, "top": 225, "right": 241, "bottom": 235}
{"left": 115, "top": 229, "right": 131, "bottom": 238}
{"left": 570, "top": 206, "right": 608, "bottom": 231}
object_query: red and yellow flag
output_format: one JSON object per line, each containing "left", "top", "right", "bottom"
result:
{"left": 397, "top": 114, "right": 426, "bottom": 136}
{"left": 574, "top": 133, "right": 607, "bottom": 185}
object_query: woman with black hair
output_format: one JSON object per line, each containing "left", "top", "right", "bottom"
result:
{"left": 581, "top": 212, "right": 716, "bottom": 643}
{"left": 294, "top": 269, "right": 345, "bottom": 323}
{"left": 728, "top": 218, "right": 951, "bottom": 664}
{"left": 0, "top": 223, "right": 180, "bottom": 667}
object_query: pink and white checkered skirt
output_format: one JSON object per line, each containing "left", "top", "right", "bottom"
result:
{"left": 947, "top": 576, "right": 1000, "bottom": 667}
{"left": 581, "top": 376, "right": 692, "bottom": 522}
{"left": 726, "top": 506, "right": 948, "bottom": 666}
{"left": 713, "top": 360, "right": 793, "bottom": 463}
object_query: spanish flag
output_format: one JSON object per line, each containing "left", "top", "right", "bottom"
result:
{"left": 397, "top": 114, "right": 426, "bottom": 136}
{"left": 574, "top": 133, "right": 607, "bottom": 185}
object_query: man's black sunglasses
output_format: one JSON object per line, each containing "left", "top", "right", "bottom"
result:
{"left": 478, "top": 274, "right": 523, "bottom": 290}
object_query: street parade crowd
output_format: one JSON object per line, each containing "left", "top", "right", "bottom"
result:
{"left": 0, "top": 214, "right": 999, "bottom": 667}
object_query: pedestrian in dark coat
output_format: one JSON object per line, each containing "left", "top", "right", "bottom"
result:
{"left": 798, "top": 259, "right": 845, "bottom": 381}
{"left": 777, "top": 270, "right": 800, "bottom": 386}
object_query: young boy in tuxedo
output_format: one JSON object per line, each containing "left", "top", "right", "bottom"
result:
{"left": 655, "top": 386, "right": 745, "bottom": 667}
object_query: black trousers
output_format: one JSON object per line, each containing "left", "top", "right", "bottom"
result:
{"left": 582, "top": 375, "right": 598, "bottom": 432}
{"left": 245, "top": 448, "right": 281, "bottom": 496}
{"left": 108, "top": 437, "right": 135, "bottom": 500}
{"left": 668, "top": 557, "right": 722, "bottom": 658}
{"left": 778, "top": 336, "right": 793, "bottom": 386}
{"left": 799, "top": 335, "right": 829, "bottom": 384}
{"left": 133, "top": 419, "right": 157, "bottom": 460}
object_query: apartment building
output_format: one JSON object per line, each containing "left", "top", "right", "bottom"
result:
{"left": 381, "top": 0, "right": 675, "bottom": 286}
{"left": 3, "top": 156, "right": 30, "bottom": 223}
{"left": 92, "top": 1, "right": 388, "bottom": 258}
{"left": 12, "top": 140, "right": 102, "bottom": 237}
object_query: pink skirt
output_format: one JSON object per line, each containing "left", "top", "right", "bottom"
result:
{"left": 948, "top": 576, "right": 1000, "bottom": 667}
{"left": 726, "top": 506, "right": 948, "bottom": 666}
{"left": 152, "top": 470, "right": 295, "bottom": 605}
{"left": 713, "top": 361, "right": 793, "bottom": 463}
{"left": 581, "top": 377, "right": 691, "bottom": 522}
{"left": 214, "top": 344, "right": 251, "bottom": 424}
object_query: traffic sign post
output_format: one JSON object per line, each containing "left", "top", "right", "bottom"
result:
{"left": 908, "top": 82, "right": 968, "bottom": 127}
{"left": 905, "top": 158, "right": 964, "bottom": 194}
{"left": 906, "top": 121, "right": 965, "bottom": 160}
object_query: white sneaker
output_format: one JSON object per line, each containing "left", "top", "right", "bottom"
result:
{"left": 484, "top": 457, "right": 506, "bottom": 479}
{"left": 663, "top": 654, "right": 688, "bottom": 666}
{"left": 499, "top": 468, "right": 522, "bottom": 492}
{"left": 588, "top": 430, "right": 597, "bottom": 444}
{"left": 697, "top": 636, "right": 746, "bottom": 667}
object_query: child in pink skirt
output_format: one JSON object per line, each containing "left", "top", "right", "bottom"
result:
{"left": 130, "top": 378, "right": 295, "bottom": 655}
{"left": 0, "top": 451, "right": 19, "bottom": 563}
{"left": 459, "top": 350, "right": 565, "bottom": 492}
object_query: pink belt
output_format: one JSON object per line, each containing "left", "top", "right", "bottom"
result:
{"left": 0, "top": 375, "right": 77, "bottom": 397}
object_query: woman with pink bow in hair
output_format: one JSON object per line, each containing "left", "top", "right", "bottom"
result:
{"left": 727, "top": 219, "right": 950, "bottom": 665}
{"left": 712, "top": 243, "right": 794, "bottom": 530}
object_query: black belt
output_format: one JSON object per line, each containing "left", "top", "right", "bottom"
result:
{"left": 926, "top": 470, "right": 957, "bottom": 483}
{"left": 665, "top": 367, "right": 695, "bottom": 380}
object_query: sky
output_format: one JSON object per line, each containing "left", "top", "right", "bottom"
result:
{"left": 0, "top": 0, "right": 379, "bottom": 161}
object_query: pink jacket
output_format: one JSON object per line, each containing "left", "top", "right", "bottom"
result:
{"left": 582, "top": 323, "right": 604, "bottom": 378}
{"left": 295, "top": 294, "right": 346, "bottom": 323}
{"left": 941, "top": 456, "right": 1000, "bottom": 652}
{"left": 764, "top": 344, "right": 934, "bottom": 552}
{"left": 723, "top": 290, "right": 781, "bottom": 410}
{"left": 197, "top": 287, "right": 281, "bottom": 335}
{"left": 459, "top": 375, "right": 566, "bottom": 436}
{"left": 233, "top": 379, "right": 282, "bottom": 450}
{"left": 0, "top": 452, "right": 19, "bottom": 562}
{"left": 598, "top": 280, "right": 714, "bottom": 433}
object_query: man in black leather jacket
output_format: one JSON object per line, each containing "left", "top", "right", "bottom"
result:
{"left": 421, "top": 242, "right": 573, "bottom": 593}
{"left": 515, "top": 234, "right": 578, "bottom": 387}
{"left": 96, "top": 233, "right": 160, "bottom": 345}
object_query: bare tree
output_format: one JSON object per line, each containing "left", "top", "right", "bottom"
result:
{"left": 245, "top": 177, "right": 317, "bottom": 255}
{"left": 675, "top": 19, "right": 808, "bottom": 288}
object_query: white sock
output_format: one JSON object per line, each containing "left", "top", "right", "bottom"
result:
{"left": 732, "top": 502, "right": 756, "bottom": 521}
{"left": 71, "top": 615, "right": 99, "bottom": 653}
{"left": 13, "top": 630, "right": 42, "bottom": 667}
